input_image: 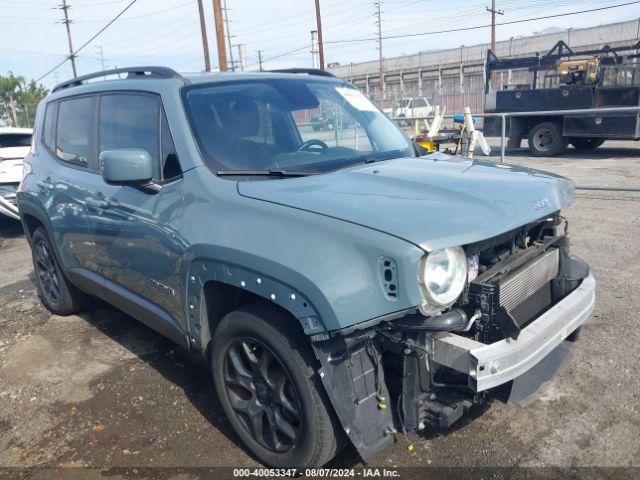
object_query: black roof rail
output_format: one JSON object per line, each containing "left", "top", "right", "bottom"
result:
{"left": 268, "top": 68, "right": 336, "bottom": 78}
{"left": 52, "top": 66, "right": 182, "bottom": 93}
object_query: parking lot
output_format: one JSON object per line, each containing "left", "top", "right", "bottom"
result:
{"left": 0, "top": 142, "right": 638, "bottom": 476}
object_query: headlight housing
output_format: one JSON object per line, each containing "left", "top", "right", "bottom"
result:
{"left": 419, "top": 246, "right": 467, "bottom": 313}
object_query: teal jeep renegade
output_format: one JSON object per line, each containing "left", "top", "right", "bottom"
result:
{"left": 18, "top": 67, "right": 595, "bottom": 467}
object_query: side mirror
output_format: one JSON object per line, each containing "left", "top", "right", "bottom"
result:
{"left": 100, "top": 149, "right": 153, "bottom": 185}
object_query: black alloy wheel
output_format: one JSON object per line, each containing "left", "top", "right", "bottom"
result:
{"left": 30, "top": 227, "right": 88, "bottom": 315}
{"left": 224, "top": 338, "right": 302, "bottom": 453}
{"left": 34, "top": 238, "right": 60, "bottom": 304}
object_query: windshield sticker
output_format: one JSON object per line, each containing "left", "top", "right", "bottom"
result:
{"left": 335, "top": 87, "right": 378, "bottom": 112}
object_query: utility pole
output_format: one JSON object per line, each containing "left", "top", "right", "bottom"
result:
{"left": 196, "top": 0, "right": 211, "bottom": 72}
{"left": 257, "top": 50, "right": 264, "bottom": 71}
{"left": 59, "top": 0, "right": 77, "bottom": 78}
{"left": 212, "top": 0, "right": 228, "bottom": 71}
{"left": 237, "top": 44, "right": 247, "bottom": 71}
{"left": 310, "top": 30, "right": 319, "bottom": 68}
{"left": 223, "top": 0, "right": 235, "bottom": 71}
{"left": 486, "top": 0, "right": 503, "bottom": 89}
{"left": 96, "top": 45, "right": 105, "bottom": 70}
{"left": 314, "top": 0, "right": 325, "bottom": 70}
{"left": 486, "top": 0, "right": 504, "bottom": 54}
{"left": 374, "top": 2, "right": 384, "bottom": 95}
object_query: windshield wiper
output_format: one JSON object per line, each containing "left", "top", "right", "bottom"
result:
{"left": 217, "top": 169, "right": 316, "bottom": 177}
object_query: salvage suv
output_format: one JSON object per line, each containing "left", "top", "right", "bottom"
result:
{"left": 18, "top": 67, "right": 595, "bottom": 468}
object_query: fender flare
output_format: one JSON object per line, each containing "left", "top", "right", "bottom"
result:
{"left": 183, "top": 248, "right": 336, "bottom": 350}
{"left": 16, "top": 197, "right": 54, "bottom": 244}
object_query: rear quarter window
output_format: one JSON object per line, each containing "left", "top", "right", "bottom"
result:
{"left": 43, "top": 103, "right": 56, "bottom": 150}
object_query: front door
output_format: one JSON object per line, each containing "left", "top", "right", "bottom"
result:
{"left": 87, "top": 92, "right": 187, "bottom": 324}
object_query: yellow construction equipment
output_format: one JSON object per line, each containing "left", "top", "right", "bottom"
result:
{"left": 557, "top": 59, "right": 599, "bottom": 86}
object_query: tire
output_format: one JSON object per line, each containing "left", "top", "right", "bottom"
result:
{"left": 528, "top": 122, "right": 568, "bottom": 157}
{"left": 30, "top": 227, "right": 88, "bottom": 315}
{"left": 570, "top": 137, "right": 605, "bottom": 150}
{"left": 566, "top": 326, "right": 581, "bottom": 342}
{"left": 211, "top": 304, "right": 340, "bottom": 467}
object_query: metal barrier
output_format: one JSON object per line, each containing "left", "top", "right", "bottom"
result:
{"left": 391, "top": 106, "right": 640, "bottom": 163}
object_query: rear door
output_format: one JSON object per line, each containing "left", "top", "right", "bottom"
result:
{"left": 40, "top": 96, "right": 98, "bottom": 273}
{"left": 88, "top": 92, "right": 186, "bottom": 325}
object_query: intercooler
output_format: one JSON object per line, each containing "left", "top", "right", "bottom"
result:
{"left": 469, "top": 248, "right": 560, "bottom": 340}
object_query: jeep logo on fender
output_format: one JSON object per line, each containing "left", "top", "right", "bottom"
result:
{"left": 532, "top": 198, "right": 552, "bottom": 210}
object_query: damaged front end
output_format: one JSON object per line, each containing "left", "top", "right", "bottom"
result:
{"left": 312, "top": 214, "right": 595, "bottom": 462}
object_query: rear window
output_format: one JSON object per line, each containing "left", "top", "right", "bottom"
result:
{"left": 0, "top": 133, "right": 32, "bottom": 148}
{"left": 56, "top": 97, "right": 94, "bottom": 168}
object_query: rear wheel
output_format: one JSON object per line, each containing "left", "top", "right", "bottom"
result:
{"left": 528, "top": 122, "right": 568, "bottom": 157}
{"left": 30, "top": 227, "right": 88, "bottom": 315}
{"left": 211, "top": 304, "right": 340, "bottom": 467}
{"left": 570, "top": 137, "right": 605, "bottom": 150}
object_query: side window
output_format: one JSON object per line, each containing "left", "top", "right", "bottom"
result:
{"left": 413, "top": 98, "right": 427, "bottom": 108}
{"left": 43, "top": 103, "right": 56, "bottom": 150}
{"left": 160, "top": 112, "right": 181, "bottom": 180}
{"left": 99, "top": 93, "right": 160, "bottom": 180}
{"left": 56, "top": 97, "right": 94, "bottom": 168}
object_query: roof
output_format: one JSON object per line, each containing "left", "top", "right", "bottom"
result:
{"left": 50, "top": 66, "right": 341, "bottom": 95}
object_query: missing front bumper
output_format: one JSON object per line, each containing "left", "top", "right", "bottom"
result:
{"left": 425, "top": 273, "right": 596, "bottom": 392}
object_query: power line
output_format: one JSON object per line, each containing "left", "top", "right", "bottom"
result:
{"left": 35, "top": 0, "right": 140, "bottom": 83}
{"left": 246, "top": 45, "right": 311, "bottom": 69}
{"left": 325, "top": 0, "right": 640, "bottom": 44}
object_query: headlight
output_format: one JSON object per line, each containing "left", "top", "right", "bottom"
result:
{"left": 420, "top": 247, "right": 467, "bottom": 310}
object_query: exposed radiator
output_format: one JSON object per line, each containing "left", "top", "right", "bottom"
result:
{"left": 499, "top": 248, "right": 560, "bottom": 313}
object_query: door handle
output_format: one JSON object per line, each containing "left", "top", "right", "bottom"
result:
{"left": 37, "top": 180, "right": 56, "bottom": 191}
{"left": 85, "top": 198, "right": 110, "bottom": 209}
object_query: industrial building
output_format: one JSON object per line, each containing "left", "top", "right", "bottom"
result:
{"left": 328, "top": 19, "right": 640, "bottom": 113}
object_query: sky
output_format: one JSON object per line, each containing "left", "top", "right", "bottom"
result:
{"left": 1, "top": 0, "right": 639, "bottom": 89}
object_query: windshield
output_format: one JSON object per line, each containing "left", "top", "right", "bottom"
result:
{"left": 183, "top": 79, "right": 414, "bottom": 176}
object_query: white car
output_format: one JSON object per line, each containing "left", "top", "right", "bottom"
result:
{"left": 0, "top": 127, "right": 32, "bottom": 220}
{"left": 383, "top": 97, "right": 433, "bottom": 124}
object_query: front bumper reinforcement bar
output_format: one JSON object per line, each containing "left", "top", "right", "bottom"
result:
{"left": 426, "top": 273, "right": 596, "bottom": 392}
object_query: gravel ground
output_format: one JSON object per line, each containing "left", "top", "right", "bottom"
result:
{"left": 0, "top": 141, "right": 638, "bottom": 478}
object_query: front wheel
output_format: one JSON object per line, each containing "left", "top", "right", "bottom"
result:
{"left": 528, "top": 122, "right": 568, "bottom": 157}
{"left": 570, "top": 137, "right": 605, "bottom": 150}
{"left": 211, "top": 304, "right": 341, "bottom": 467}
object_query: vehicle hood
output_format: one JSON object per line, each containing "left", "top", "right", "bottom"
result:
{"left": 237, "top": 154, "right": 575, "bottom": 251}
